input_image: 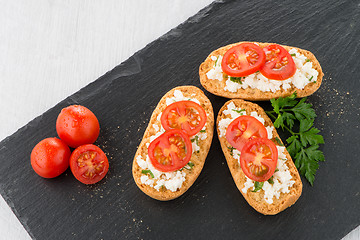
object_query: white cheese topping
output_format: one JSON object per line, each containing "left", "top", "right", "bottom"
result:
{"left": 138, "top": 90, "right": 207, "bottom": 192}
{"left": 207, "top": 48, "right": 318, "bottom": 93}
{"left": 218, "top": 102, "right": 294, "bottom": 204}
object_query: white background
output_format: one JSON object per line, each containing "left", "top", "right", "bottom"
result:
{"left": 0, "top": 0, "right": 358, "bottom": 239}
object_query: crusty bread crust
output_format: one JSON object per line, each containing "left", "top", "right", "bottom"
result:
{"left": 217, "top": 99, "right": 302, "bottom": 215}
{"left": 132, "top": 86, "right": 214, "bottom": 201}
{"left": 199, "top": 42, "right": 324, "bottom": 100}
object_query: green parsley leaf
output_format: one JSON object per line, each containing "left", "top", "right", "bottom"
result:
{"left": 291, "top": 98, "right": 316, "bottom": 121}
{"left": 305, "top": 59, "right": 310, "bottom": 62}
{"left": 286, "top": 135, "right": 302, "bottom": 157}
{"left": 191, "top": 135, "right": 199, "bottom": 145}
{"left": 295, "top": 145, "right": 325, "bottom": 185}
{"left": 232, "top": 109, "right": 246, "bottom": 114}
{"left": 214, "top": 56, "right": 219, "bottom": 66}
{"left": 200, "top": 129, "right": 206, "bottom": 133}
{"left": 290, "top": 53, "right": 296, "bottom": 57}
{"left": 187, "top": 162, "right": 194, "bottom": 168}
{"left": 309, "top": 76, "right": 313, "bottom": 81}
{"left": 230, "top": 76, "right": 243, "bottom": 84}
{"left": 181, "top": 162, "right": 195, "bottom": 170}
{"left": 141, "top": 170, "right": 154, "bottom": 178}
{"left": 252, "top": 181, "right": 264, "bottom": 192}
{"left": 268, "top": 176, "right": 274, "bottom": 184}
{"left": 274, "top": 137, "right": 284, "bottom": 146}
{"left": 227, "top": 146, "right": 235, "bottom": 156}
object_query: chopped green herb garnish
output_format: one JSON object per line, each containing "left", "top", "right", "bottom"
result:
{"left": 305, "top": 59, "right": 310, "bottom": 62}
{"left": 191, "top": 135, "right": 199, "bottom": 145}
{"left": 232, "top": 109, "right": 246, "bottom": 114}
{"left": 266, "top": 92, "right": 325, "bottom": 186}
{"left": 290, "top": 53, "right": 296, "bottom": 57}
{"left": 227, "top": 146, "right": 235, "bottom": 156}
{"left": 214, "top": 56, "right": 220, "bottom": 66}
{"left": 230, "top": 76, "right": 243, "bottom": 84}
{"left": 308, "top": 76, "right": 314, "bottom": 81}
{"left": 181, "top": 162, "right": 195, "bottom": 171}
{"left": 141, "top": 170, "right": 154, "bottom": 178}
{"left": 187, "top": 162, "right": 194, "bottom": 169}
{"left": 275, "top": 168, "right": 279, "bottom": 172}
{"left": 274, "top": 137, "right": 284, "bottom": 146}
{"left": 268, "top": 176, "right": 274, "bottom": 184}
{"left": 252, "top": 181, "right": 264, "bottom": 192}
{"left": 200, "top": 129, "right": 206, "bottom": 133}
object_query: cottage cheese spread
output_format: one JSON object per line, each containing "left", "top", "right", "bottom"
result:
{"left": 218, "top": 102, "right": 295, "bottom": 204}
{"left": 137, "top": 90, "right": 207, "bottom": 192}
{"left": 207, "top": 48, "right": 318, "bottom": 93}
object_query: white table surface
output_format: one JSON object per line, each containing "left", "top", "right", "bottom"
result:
{"left": 0, "top": 0, "right": 358, "bottom": 239}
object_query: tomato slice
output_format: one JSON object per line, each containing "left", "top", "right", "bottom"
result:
{"left": 161, "top": 101, "right": 207, "bottom": 136}
{"left": 221, "top": 43, "right": 266, "bottom": 77}
{"left": 260, "top": 44, "right": 296, "bottom": 80}
{"left": 226, "top": 115, "right": 268, "bottom": 152}
{"left": 148, "top": 129, "right": 192, "bottom": 172}
{"left": 240, "top": 138, "right": 278, "bottom": 182}
{"left": 69, "top": 144, "right": 109, "bottom": 184}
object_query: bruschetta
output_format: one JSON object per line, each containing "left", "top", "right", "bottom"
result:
{"left": 217, "top": 99, "right": 302, "bottom": 214}
{"left": 199, "top": 42, "right": 323, "bottom": 100}
{"left": 132, "top": 86, "right": 214, "bottom": 200}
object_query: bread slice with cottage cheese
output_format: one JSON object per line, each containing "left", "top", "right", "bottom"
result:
{"left": 132, "top": 86, "right": 214, "bottom": 201}
{"left": 217, "top": 99, "right": 302, "bottom": 215}
{"left": 199, "top": 42, "right": 323, "bottom": 100}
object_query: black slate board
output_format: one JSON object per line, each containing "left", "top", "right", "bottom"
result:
{"left": 1, "top": 0, "right": 359, "bottom": 239}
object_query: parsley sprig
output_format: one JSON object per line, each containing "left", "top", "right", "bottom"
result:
{"left": 266, "top": 92, "right": 325, "bottom": 186}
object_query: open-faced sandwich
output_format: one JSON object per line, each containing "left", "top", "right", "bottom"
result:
{"left": 132, "top": 86, "right": 214, "bottom": 200}
{"left": 199, "top": 42, "right": 323, "bottom": 100}
{"left": 217, "top": 99, "right": 302, "bottom": 214}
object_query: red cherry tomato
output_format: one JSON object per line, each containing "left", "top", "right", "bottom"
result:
{"left": 221, "top": 42, "right": 266, "bottom": 77}
{"left": 56, "top": 105, "right": 100, "bottom": 148}
{"left": 240, "top": 138, "right": 278, "bottom": 182}
{"left": 226, "top": 115, "right": 268, "bottom": 152}
{"left": 260, "top": 44, "right": 296, "bottom": 80}
{"left": 69, "top": 144, "right": 109, "bottom": 184}
{"left": 30, "top": 138, "right": 71, "bottom": 178}
{"left": 148, "top": 129, "right": 192, "bottom": 172}
{"left": 161, "top": 101, "right": 207, "bottom": 136}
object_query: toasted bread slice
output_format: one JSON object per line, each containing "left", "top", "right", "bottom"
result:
{"left": 199, "top": 42, "right": 323, "bottom": 100}
{"left": 217, "top": 99, "right": 302, "bottom": 214}
{"left": 132, "top": 86, "right": 214, "bottom": 200}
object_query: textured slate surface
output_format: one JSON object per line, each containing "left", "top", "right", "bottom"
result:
{"left": 0, "top": 0, "right": 359, "bottom": 239}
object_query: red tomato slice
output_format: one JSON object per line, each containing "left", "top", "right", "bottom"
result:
{"left": 69, "top": 144, "right": 109, "bottom": 184}
{"left": 221, "top": 43, "right": 266, "bottom": 77}
{"left": 56, "top": 105, "right": 100, "bottom": 148}
{"left": 148, "top": 129, "right": 192, "bottom": 172}
{"left": 260, "top": 44, "right": 296, "bottom": 80}
{"left": 226, "top": 115, "right": 268, "bottom": 152}
{"left": 240, "top": 138, "right": 278, "bottom": 182}
{"left": 161, "top": 101, "right": 207, "bottom": 136}
{"left": 31, "top": 138, "right": 71, "bottom": 178}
